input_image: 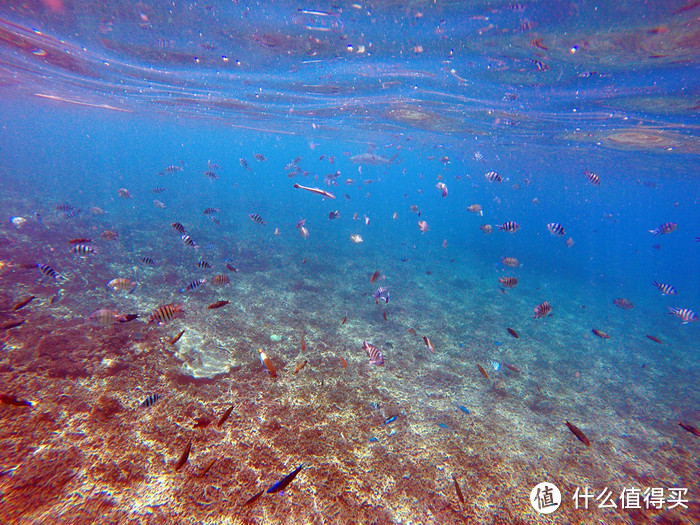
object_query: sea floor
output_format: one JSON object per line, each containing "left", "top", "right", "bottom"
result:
{"left": 0, "top": 210, "right": 698, "bottom": 524}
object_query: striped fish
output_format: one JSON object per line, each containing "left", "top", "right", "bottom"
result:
{"left": 498, "top": 277, "right": 518, "bottom": 288}
{"left": 196, "top": 261, "right": 212, "bottom": 269}
{"left": 210, "top": 216, "right": 220, "bottom": 226}
{"left": 547, "top": 222, "right": 565, "bottom": 237}
{"left": 148, "top": 302, "right": 184, "bottom": 325}
{"left": 497, "top": 221, "right": 520, "bottom": 233}
{"left": 240, "top": 158, "right": 251, "bottom": 170}
{"left": 362, "top": 340, "right": 384, "bottom": 365}
{"left": 203, "top": 207, "right": 219, "bottom": 215}
{"left": 649, "top": 222, "right": 677, "bottom": 236}
{"left": 70, "top": 244, "right": 95, "bottom": 255}
{"left": 141, "top": 394, "right": 161, "bottom": 408}
{"left": 141, "top": 256, "right": 156, "bottom": 266}
{"left": 668, "top": 307, "right": 697, "bottom": 324}
{"left": 171, "top": 222, "right": 186, "bottom": 234}
{"left": 37, "top": 263, "right": 59, "bottom": 280}
{"left": 203, "top": 170, "right": 218, "bottom": 180}
{"left": 182, "top": 279, "right": 206, "bottom": 292}
{"left": 181, "top": 234, "right": 198, "bottom": 248}
{"left": 613, "top": 298, "right": 634, "bottom": 309}
{"left": 584, "top": 170, "right": 600, "bottom": 185}
{"left": 533, "top": 301, "right": 552, "bottom": 318}
{"left": 485, "top": 171, "right": 503, "bottom": 183}
{"left": 106, "top": 278, "right": 137, "bottom": 293}
{"left": 249, "top": 213, "right": 266, "bottom": 225}
{"left": 652, "top": 281, "right": 677, "bottom": 296}
{"left": 152, "top": 187, "right": 167, "bottom": 193}
{"left": 65, "top": 208, "right": 82, "bottom": 219}
{"left": 211, "top": 274, "right": 230, "bottom": 286}
{"left": 501, "top": 256, "right": 520, "bottom": 267}
{"left": 162, "top": 164, "right": 183, "bottom": 174}
{"left": 55, "top": 203, "right": 73, "bottom": 212}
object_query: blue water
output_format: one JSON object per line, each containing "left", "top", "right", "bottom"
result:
{"left": 0, "top": 2, "right": 698, "bottom": 523}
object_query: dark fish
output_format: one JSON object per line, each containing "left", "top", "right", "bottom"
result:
{"left": 533, "top": 59, "right": 549, "bottom": 71}
{"left": 267, "top": 464, "right": 304, "bottom": 494}
{"left": 174, "top": 440, "right": 192, "bottom": 471}
{"left": 484, "top": 171, "right": 502, "bottom": 183}
{"left": 254, "top": 153, "right": 266, "bottom": 162}
{"left": 301, "top": 334, "right": 306, "bottom": 351}
{"left": 196, "top": 261, "right": 212, "bottom": 269}
{"left": 242, "top": 489, "right": 265, "bottom": 507}
{"left": 119, "top": 314, "right": 139, "bottom": 323}
{"left": 203, "top": 207, "right": 220, "bottom": 215}
{"left": 170, "top": 329, "right": 185, "bottom": 345}
{"left": 649, "top": 222, "right": 677, "bottom": 236}
{"left": 497, "top": 221, "right": 520, "bottom": 233}
{"left": 193, "top": 417, "right": 212, "bottom": 429}
{"left": 141, "top": 256, "right": 156, "bottom": 266}
{"left": 592, "top": 329, "right": 610, "bottom": 339}
{"left": 678, "top": 421, "right": 700, "bottom": 438}
{"left": 12, "top": 295, "right": 35, "bottom": 311}
{"left": 547, "top": 223, "right": 565, "bottom": 237}
{"left": 0, "top": 320, "right": 25, "bottom": 330}
{"left": 584, "top": 169, "right": 600, "bottom": 185}
{"left": 652, "top": 281, "right": 677, "bottom": 295}
{"left": 370, "top": 270, "right": 381, "bottom": 283}
{"left": 198, "top": 458, "right": 217, "bottom": 478}
{"left": 476, "top": 364, "right": 489, "bottom": 380}
{"left": 207, "top": 300, "right": 229, "bottom": 309}
{"left": 171, "top": 222, "right": 186, "bottom": 234}
{"left": 533, "top": 301, "right": 552, "bottom": 318}
{"left": 162, "top": 164, "right": 184, "bottom": 174}
{"left": 645, "top": 335, "right": 663, "bottom": 344}
{"left": 294, "top": 360, "right": 308, "bottom": 374}
{"left": 499, "top": 277, "right": 518, "bottom": 288}
{"left": 506, "top": 327, "right": 519, "bottom": 338}
{"left": 328, "top": 210, "right": 340, "bottom": 220}
{"left": 152, "top": 187, "right": 167, "bottom": 193}
{"left": 65, "top": 208, "right": 82, "bottom": 219}
{"left": 225, "top": 263, "right": 238, "bottom": 272}
{"left": 217, "top": 406, "right": 234, "bottom": 427}
{"left": 453, "top": 475, "right": 465, "bottom": 504}
{"left": 55, "top": 203, "right": 73, "bottom": 212}
{"left": 422, "top": 335, "right": 435, "bottom": 352}
{"left": 565, "top": 420, "right": 591, "bottom": 446}
{"left": 0, "top": 394, "right": 32, "bottom": 407}
{"left": 383, "top": 309, "right": 388, "bottom": 321}
{"left": 141, "top": 394, "right": 161, "bottom": 408}
{"left": 339, "top": 356, "right": 348, "bottom": 368}
{"left": 363, "top": 341, "right": 384, "bottom": 365}
{"left": 249, "top": 213, "right": 266, "bottom": 225}
{"left": 504, "top": 363, "right": 521, "bottom": 373}
{"left": 203, "top": 170, "right": 218, "bottom": 180}
{"left": 68, "top": 238, "right": 91, "bottom": 244}
{"left": 613, "top": 298, "right": 633, "bottom": 309}
{"left": 341, "top": 312, "right": 347, "bottom": 325}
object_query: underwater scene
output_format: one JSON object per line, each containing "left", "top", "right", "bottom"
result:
{"left": 0, "top": 1, "right": 698, "bottom": 524}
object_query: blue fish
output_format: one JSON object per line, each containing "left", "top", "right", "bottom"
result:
{"left": 456, "top": 404, "right": 470, "bottom": 415}
{"left": 384, "top": 415, "right": 398, "bottom": 425}
{"left": 267, "top": 464, "right": 304, "bottom": 494}
{"left": 438, "top": 423, "right": 450, "bottom": 429}
{"left": 493, "top": 341, "right": 503, "bottom": 346}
